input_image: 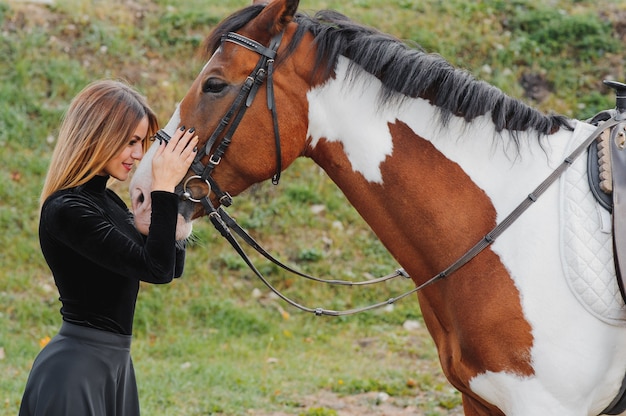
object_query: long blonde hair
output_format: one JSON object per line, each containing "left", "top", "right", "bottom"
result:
{"left": 40, "top": 79, "right": 158, "bottom": 206}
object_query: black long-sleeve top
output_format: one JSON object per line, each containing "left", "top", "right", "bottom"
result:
{"left": 39, "top": 175, "right": 185, "bottom": 335}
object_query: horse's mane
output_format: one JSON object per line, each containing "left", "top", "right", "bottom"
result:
{"left": 204, "top": 5, "right": 573, "bottom": 140}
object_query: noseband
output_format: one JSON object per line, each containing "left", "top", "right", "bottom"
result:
{"left": 154, "top": 30, "right": 285, "bottom": 214}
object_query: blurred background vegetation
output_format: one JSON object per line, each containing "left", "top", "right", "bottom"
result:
{"left": 1, "top": 0, "right": 625, "bottom": 414}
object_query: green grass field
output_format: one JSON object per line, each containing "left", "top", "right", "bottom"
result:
{"left": 1, "top": 0, "right": 625, "bottom": 414}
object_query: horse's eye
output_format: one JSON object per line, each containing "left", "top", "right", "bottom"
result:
{"left": 202, "top": 78, "right": 228, "bottom": 94}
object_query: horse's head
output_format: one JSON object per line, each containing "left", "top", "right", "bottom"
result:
{"left": 131, "top": 0, "right": 316, "bottom": 239}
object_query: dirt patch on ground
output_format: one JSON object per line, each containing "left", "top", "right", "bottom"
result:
{"left": 250, "top": 390, "right": 464, "bottom": 415}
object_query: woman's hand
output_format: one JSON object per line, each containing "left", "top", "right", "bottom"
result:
{"left": 151, "top": 127, "right": 198, "bottom": 193}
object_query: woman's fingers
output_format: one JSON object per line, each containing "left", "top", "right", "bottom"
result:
{"left": 151, "top": 127, "right": 198, "bottom": 192}
{"left": 166, "top": 127, "right": 196, "bottom": 154}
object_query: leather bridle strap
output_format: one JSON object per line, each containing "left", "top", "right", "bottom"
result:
{"left": 224, "top": 32, "right": 278, "bottom": 61}
{"left": 217, "top": 206, "right": 410, "bottom": 286}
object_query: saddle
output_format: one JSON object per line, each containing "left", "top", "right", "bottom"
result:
{"left": 586, "top": 81, "right": 626, "bottom": 304}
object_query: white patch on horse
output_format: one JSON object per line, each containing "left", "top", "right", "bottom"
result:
{"left": 470, "top": 371, "right": 587, "bottom": 415}
{"left": 162, "top": 104, "right": 182, "bottom": 137}
{"left": 307, "top": 56, "right": 395, "bottom": 183}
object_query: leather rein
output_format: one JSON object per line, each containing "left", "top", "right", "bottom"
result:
{"left": 154, "top": 30, "right": 622, "bottom": 316}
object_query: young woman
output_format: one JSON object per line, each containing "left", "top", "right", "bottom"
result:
{"left": 19, "top": 79, "right": 198, "bottom": 415}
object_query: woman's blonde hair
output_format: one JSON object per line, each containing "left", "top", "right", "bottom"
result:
{"left": 40, "top": 79, "right": 158, "bottom": 206}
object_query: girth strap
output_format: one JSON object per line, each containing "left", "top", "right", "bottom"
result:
{"left": 610, "top": 120, "right": 626, "bottom": 301}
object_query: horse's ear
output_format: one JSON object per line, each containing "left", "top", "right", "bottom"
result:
{"left": 251, "top": 0, "right": 299, "bottom": 36}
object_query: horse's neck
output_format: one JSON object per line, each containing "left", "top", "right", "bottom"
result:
{"left": 306, "top": 56, "right": 582, "bottom": 204}
{"left": 305, "top": 57, "right": 584, "bottom": 273}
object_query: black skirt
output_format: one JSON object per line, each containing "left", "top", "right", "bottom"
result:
{"left": 19, "top": 322, "right": 140, "bottom": 416}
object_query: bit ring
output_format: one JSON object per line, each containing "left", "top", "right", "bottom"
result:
{"left": 182, "top": 175, "right": 211, "bottom": 202}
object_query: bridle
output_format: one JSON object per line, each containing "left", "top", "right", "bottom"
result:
{"left": 154, "top": 31, "right": 285, "bottom": 212}
{"left": 152, "top": 30, "right": 624, "bottom": 317}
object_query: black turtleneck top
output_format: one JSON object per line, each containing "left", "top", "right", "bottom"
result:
{"left": 39, "top": 175, "right": 185, "bottom": 335}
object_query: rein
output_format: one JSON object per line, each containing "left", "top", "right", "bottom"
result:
{"left": 156, "top": 30, "right": 622, "bottom": 316}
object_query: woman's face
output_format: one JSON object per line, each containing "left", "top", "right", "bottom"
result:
{"left": 100, "top": 116, "right": 148, "bottom": 181}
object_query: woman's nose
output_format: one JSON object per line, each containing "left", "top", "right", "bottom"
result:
{"left": 132, "top": 143, "right": 144, "bottom": 160}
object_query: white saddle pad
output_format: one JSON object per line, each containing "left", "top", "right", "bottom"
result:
{"left": 560, "top": 135, "right": 626, "bottom": 326}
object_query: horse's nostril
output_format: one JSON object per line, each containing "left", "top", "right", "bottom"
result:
{"left": 138, "top": 193, "right": 145, "bottom": 204}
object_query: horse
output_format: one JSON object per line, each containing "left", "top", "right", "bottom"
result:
{"left": 129, "top": 0, "right": 626, "bottom": 414}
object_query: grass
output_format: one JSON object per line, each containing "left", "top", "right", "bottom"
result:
{"left": 1, "top": 0, "right": 625, "bottom": 414}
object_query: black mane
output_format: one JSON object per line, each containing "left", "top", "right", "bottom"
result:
{"left": 204, "top": 5, "right": 573, "bottom": 138}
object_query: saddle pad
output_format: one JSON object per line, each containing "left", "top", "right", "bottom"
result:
{"left": 561, "top": 131, "right": 626, "bottom": 326}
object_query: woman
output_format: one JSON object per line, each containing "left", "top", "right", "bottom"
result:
{"left": 19, "top": 79, "right": 198, "bottom": 415}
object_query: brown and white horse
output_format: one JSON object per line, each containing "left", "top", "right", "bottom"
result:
{"left": 130, "top": 0, "right": 626, "bottom": 414}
